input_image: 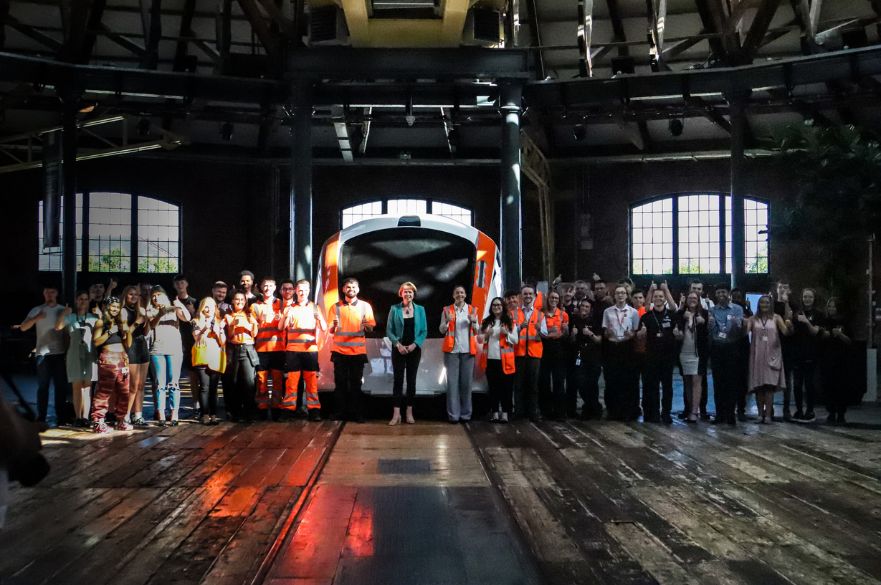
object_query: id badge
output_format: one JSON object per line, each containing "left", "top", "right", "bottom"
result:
{"left": 718, "top": 331, "right": 727, "bottom": 339}
{"left": 656, "top": 333, "right": 663, "bottom": 338}
{"left": 762, "top": 335, "right": 768, "bottom": 342}
{"left": 575, "top": 357, "right": 582, "bottom": 366}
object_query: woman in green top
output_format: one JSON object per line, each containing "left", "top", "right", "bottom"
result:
{"left": 386, "top": 282, "right": 427, "bottom": 426}
{"left": 55, "top": 290, "right": 97, "bottom": 427}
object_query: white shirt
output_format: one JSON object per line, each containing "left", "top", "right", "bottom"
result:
{"left": 26, "top": 304, "right": 66, "bottom": 356}
{"left": 486, "top": 320, "right": 519, "bottom": 360}
{"left": 602, "top": 304, "right": 640, "bottom": 340}
{"left": 451, "top": 304, "right": 474, "bottom": 354}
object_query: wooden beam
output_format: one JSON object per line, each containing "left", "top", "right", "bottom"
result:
{"left": 80, "top": 0, "right": 107, "bottom": 63}
{"left": 237, "top": 0, "right": 279, "bottom": 60}
{"left": 0, "top": 0, "right": 9, "bottom": 50}
{"left": 647, "top": 0, "right": 667, "bottom": 71}
{"left": 527, "top": 0, "right": 545, "bottom": 79}
{"left": 604, "top": 0, "right": 628, "bottom": 56}
{"left": 59, "top": 0, "right": 91, "bottom": 62}
{"left": 256, "top": 0, "right": 294, "bottom": 36}
{"left": 695, "top": 0, "right": 738, "bottom": 64}
{"left": 4, "top": 15, "right": 63, "bottom": 51}
{"left": 138, "top": 0, "right": 161, "bottom": 68}
{"left": 98, "top": 23, "right": 146, "bottom": 56}
{"left": 577, "top": 0, "right": 593, "bottom": 77}
{"left": 742, "top": 0, "right": 782, "bottom": 61}
{"left": 172, "top": 0, "right": 195, "bottom": 71}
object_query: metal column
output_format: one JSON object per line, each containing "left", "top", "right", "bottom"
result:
{"left": 61, "top": 100, "right": 78, "bottom": 302}
{"left": 500, "top": 82, "right": 522, "bottom": 291}
{"left": 289, "top": 85, "right": 313, "bottom": 283}
{"left": 729, "top": 94, "right": 747, "bottom": 289}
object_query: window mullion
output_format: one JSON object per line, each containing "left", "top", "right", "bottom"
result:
{"left": 131, "top": 193, "right": 138, "bottom": 273}
{"left": 672, "top": 196, "right": 679, "bottom": 276}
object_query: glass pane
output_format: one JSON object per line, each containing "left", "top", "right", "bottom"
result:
{"left": 138, "top": 196, "right": 179, "bottom": 273}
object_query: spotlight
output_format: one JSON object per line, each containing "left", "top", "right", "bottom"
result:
{"left": 668, "top": 118, "right": 684, "bottom": 137}
{"left": 573, "top": 123, "right": 586, "bottom": 142}
{"left": 137, "top": 117, "right": 151, "bottom": 137}
{"left": 221, "top": 121, "right": 234, "bottom": 141}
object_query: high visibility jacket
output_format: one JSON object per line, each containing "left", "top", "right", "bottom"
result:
{"left": 252, "top": 298, "right": 285, "bottom": 353}
{"left": 478, "top": 325, "right": 516, "bottom": 375}
{"left": 441, "top": 304, "right": 478, "bottom": 355}
{"left": 284, "top": 301, "right": 323, "bottom": 353}
{"left": 514, "top": 307, "right": 543, "bottom": 359}
{"left": 545, "top": 308, "right": 569, "bottom": 337}
{"left": 330, "top": 299, "right": 376, "bottom": 356}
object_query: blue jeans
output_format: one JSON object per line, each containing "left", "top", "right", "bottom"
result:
{"left": 151, "top": 352, "right": 182, "bottom": 420}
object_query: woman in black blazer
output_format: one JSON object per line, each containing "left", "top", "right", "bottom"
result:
{"left": 674, "top": 292, "right": 709, "bottom": 423}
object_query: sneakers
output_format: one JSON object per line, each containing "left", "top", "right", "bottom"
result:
{"left": 792, "top": 410, "right": 806, "bottom": 422}
{"left": 802, "top": 411, "right": 816, "bottom": 422}
{"left": 661, "top": 413, "right": 673, "bottom": 425}
{"left": 132, "top": 417, "right": 149, "bottom": 428}
{"left": 499, "top": 412, "right": 509, "bottom": 424}
{"left": 115, "top": 420, "right": 133, "bottom": 431}
{"left": 92, "top": 421, "right": 111, "bottom": 434}
{"left": 490, "top": 411, "right": 500, "bottom": 423}
{"left": 308, "top": 409, "right": 322, "bottom": 422}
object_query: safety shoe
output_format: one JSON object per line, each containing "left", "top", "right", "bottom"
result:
{"left": 308, "top": 409, "right": 322, "bottom": 422}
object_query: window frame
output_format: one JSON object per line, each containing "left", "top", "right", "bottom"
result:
{"left": 339, "top": 198, "right": 474, "bottom": 229}
{"left": 37, "top": 191, "right": 181, "bottom": 274}
{"left": 629, "top": 192, "right": 769, "bottom": 277}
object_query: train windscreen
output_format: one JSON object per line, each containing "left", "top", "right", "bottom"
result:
{"left": 339, "top": 227, "right": 475, "bottom": 338}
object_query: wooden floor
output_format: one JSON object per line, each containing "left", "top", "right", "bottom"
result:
{"left": 471, "top": 416, "right": 881, "bottom": 585}
{"left": 3, "top": 410, "right": 881, "bottom": 585}
{"left": 0, "top": 419, "right": 340, "bottom": 585}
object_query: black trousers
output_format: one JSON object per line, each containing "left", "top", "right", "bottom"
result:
{"left": 574, "top": 360, "right": 602, "bottom": 418}
{"left": 391, "top": 346, "right": 421, "bottom": 409}
{"left": 710, "top": 344, "right": 740, "bottom": 422}
{"left": 35, "top": 353, "right": 69, "bottom": 423}
{"left": 604, "top": 343, "right": 639, "bottom": 420}
{"left": 223, "top": 345, "right": 257, "bottom": 419}
{"left": 514, "top": 356, "right": 541, "bottom": 419}
{"left": 565, "top": 350, "right": 580, "bottom": 416}
{"left": 642, "top": 355, "right": 674, "bottom": 418}
{"left": 195, "top": 366, "right": 220, "bottom": 416}
{"left": 539, "top": 347, "right": 567, "bottom": 417}
{"left": 333, "top": 353, "right": 366, "bottom": 420}
{"left": 792, "top": 359, "right": 818, "bottom": 414}
{"left": 486, "top": 359, "right": 514, "bottom": 413}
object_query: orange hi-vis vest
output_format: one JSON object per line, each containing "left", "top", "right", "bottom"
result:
{"left": 252, "top": 298, "right": 285, "bottom": 353}
{"left": 545, "top": 308, "right": 569, "bottom": 337}
{"left": 515, "top": 306, "right": 543, "bottom": 359}
{"left": 331, "top": 299, "right": 375, "bottom": 356}
{"left": 442, "top": 304, "right": 478, "bottom": 355}
{"left": 479, "top": 323, "right": 516, "bottom": 375}
{"left": 285, "top": 302, "right": 321, "bottom": 353}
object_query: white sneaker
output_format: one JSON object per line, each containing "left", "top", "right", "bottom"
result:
{"left": 500, "top": 412, "right": 509, "bottom": 424}
{"left": 490, "top": 411, "right": 499, "bottom": 422}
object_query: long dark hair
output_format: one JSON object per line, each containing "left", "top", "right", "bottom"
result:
{"left": 481, "top": 297, "right": 512, "bottom": 330}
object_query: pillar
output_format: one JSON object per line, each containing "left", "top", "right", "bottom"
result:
{"left": 500, "top": 82, "right": 523, "bottom": 292}
{"left": 289, "top": 84, "right": 313, "bottom": 283}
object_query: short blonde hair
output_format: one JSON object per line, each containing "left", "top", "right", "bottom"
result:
{"left": 398, "top": 281, "right": 417, "bottom": 296}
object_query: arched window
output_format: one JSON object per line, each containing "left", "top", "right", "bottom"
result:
{"left": 630, "top": 193, "right": 769, "bottom": 276}
{"left": 340, "top": 199, "right": 472, "bottom": 229}
{"left": 38, "top": 192, "right": 180, "bottom": 273}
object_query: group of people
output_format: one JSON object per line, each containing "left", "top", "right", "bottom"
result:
{"left": 16, "top": 269, "right": 855, "bottom": 433}
{"left": 530, "top": 276, "right": 854, "bottom": 426}
{"left": 17, "top": 272, "right": 333, "bottom": 432}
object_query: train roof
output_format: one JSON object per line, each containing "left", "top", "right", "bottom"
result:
{"left": 335, "top": 214, "right": 488, "bottom": 245}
